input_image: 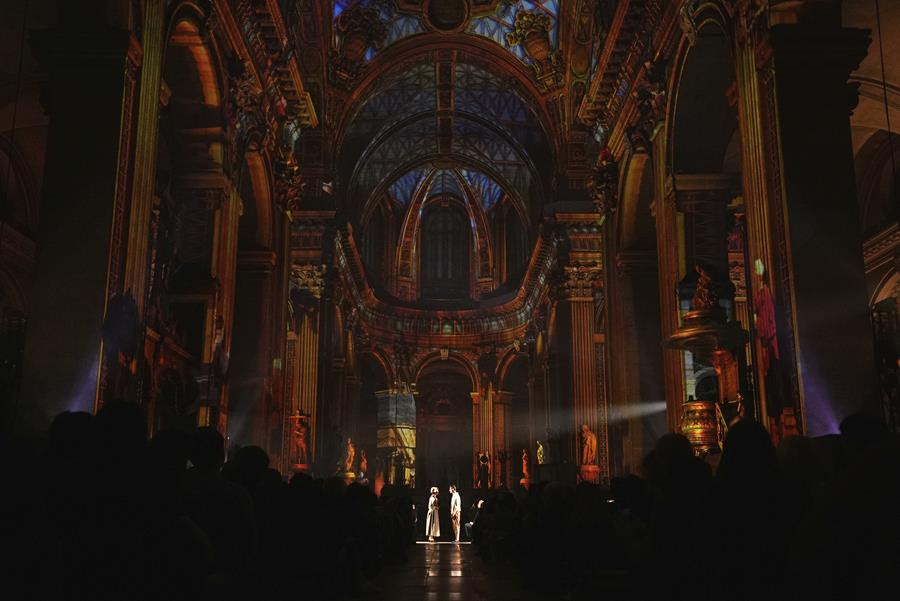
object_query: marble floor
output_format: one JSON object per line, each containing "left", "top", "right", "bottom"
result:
{"left": 372, "top": 542, "right": 542, "bottom": 601}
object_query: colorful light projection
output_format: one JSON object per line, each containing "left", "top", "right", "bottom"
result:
{"left": 375, "top": 388, "right": 417, "bottom": 486}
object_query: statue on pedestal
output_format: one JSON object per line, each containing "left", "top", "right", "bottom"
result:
{"left": 521, "top": 448, "right": 530, "bottom": 480}
{"left": 536, "top": 440, "right": 546, "bottom": 465}
{"left": 477, "top": 451, "right": 490, "bottom": 489}
{"left": 359, "top": 448, "right": 368, "bottom": 475}
{"left": 580, "top": 424, "right": 598, "bottom": 465}
{"left": 290, "top": 413, "right": 309, "bottom": 466}
{"left": 496, "top": 449, "right": 508, "bottom": 487}
{"left": 343, "top": 436, "right": 356, "bottom": 472}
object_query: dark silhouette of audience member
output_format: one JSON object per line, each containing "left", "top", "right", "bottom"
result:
{"left": 185, "top": 426, "right": 257, "bottom": 593}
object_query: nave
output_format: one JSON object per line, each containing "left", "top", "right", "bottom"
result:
{"left": 375, "top": 543, "right": 540, "bottom": 601}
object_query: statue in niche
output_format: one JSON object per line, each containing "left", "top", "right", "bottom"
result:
{"left": 343, "top": 436, "right": 356, "bottom": 472}
{"left": 580, "top": 424, "right": 598, "bottom": 465}
{"left": 290, "top": 414, "right": 309, "bottom": 465}
{"left": 521, "top": 448, "right": 530, "bottom": 480}
{"left": 536, "top": 440, "right": 546, "bottom": 465}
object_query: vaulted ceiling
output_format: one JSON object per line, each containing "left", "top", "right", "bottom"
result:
{"left": 318, "top": 0, "right": 599, "bottom": 231}
{"left": 287, "top": 0, "right": 608, "bottom": 301}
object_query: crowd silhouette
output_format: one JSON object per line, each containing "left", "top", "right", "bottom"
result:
{"left": 4, "top": 401, "right": 414, "bottom": 601}
{"left": 466, "top": 416, "right": 899, "bottom": 600}
{"left": 3, "top": 402, "right": 898, "bottom": 600}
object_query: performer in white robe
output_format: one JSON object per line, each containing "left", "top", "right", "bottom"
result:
{"left": 449, "top": 485, "right": 461, "bottom": 542}
{"left": 426, "top": 487, "right": 440, "bottom": 541}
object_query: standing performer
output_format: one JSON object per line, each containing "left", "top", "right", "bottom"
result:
{"left": 449, "top": 485, "right": 461, "bottom": 542}
{"left": 426, "top": 487, "right": 440, "bottom": 541}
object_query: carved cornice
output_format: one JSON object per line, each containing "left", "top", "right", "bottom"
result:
{"left": 332, "top": 224, "right": 559, "bottom": 347}
{"left": 588, "top": 148, "right": 619, "bottom": 215}
{"left": 863, "top": 222, "right": 900, "bottom": 272}
{"left": 577, "top": 0, "right": 665, "bottom": 132}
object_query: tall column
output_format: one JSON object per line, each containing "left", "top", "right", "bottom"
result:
{"left": 736, "top": 7, "right": 877, "bottom": 436}
{"left": 770, "top": 22, "right": 877, "bottom": 433}
{"left": 471, "top": 386, "right": 494, "bottom": 488}
{"left": 19, "top": 19, "right": 140, "bottom": 431}
{"left": 608, "top": 249, "right": 665, "bottom": 473}
{"left": 651, "top": 129, "right": 687, "bottom": 429}
{"left": 554, "top": 210, "right": 606, "bottom": 483}
{"left": 285, "top": 210, "right": 333, "bottom": 469}
{"left": 229, "top": 250, "right": 276, "bottom": 447}
{"left": 122, "top": 0, "right": 164, "bottom": 311}
{"left": 289, "top": 264, "right": 324, "bottom": 465}
{"left": 492, "top": 390, "right": 512, "bottom": 488}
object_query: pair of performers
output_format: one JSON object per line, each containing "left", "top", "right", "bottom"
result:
{"left": 425, "top": 485, "right": 461, "bottom": 542}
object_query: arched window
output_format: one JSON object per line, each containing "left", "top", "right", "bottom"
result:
{"left": 420, "top": 202, "right": 469, "bottom": 299}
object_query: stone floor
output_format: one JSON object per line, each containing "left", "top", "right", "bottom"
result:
{"left": 372, "top": 542, "right": 541, "bottom": 601}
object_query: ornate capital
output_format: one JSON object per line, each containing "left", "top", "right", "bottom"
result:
{"left": 291, "top": 264, "right": 327, "bottom": 298}
{"left": 559, "top": 264, "right": 602, "bottom": 301}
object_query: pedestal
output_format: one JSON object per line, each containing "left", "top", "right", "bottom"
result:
{"left": 681, "top": 400, "right": 719, "bottom": 456}
{"left": 579, "top": 465, "right": 600, "bottom": 484}
{"left": 343, "top": 470, "right": 357, "bottom": 485}
{"left": 519, "top": 476, "right": 531, "bottom": 490}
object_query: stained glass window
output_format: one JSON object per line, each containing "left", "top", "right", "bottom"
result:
{"left": 388, "top": 168, "right": 427, "bottom": 206}
{"left": 421, "top": 203, "right": 470, "bottom": 300}
{"left": 427, "top": 169, "right": 465, "bottom": 200}
{"left": 460, "top": 169, "right": 504, "bottom": 212}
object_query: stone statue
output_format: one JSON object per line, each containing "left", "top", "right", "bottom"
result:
{"left": 521, "top": 448, "right": 530, "bottom": 480}
{"left": 536, "top": 440, "right": 546, "bottom": 465}
{"left": 692, "top": 265, "right": 718, "bottom": 311}
{"left": 544, "top": 427, "right": 556, "bottom": 463}
{"left": 580, "top": 424, "right": 598, "bottom": 465}
{"left": 477, "top": 451, "right": 490, "bottom": 489}
{"left": 290, "top": 414, "right": 308, "bottom": 465}
{"left": 343, "top": 437, "right": 356, "bottom": 472}
{"left": 359, "top": 448, "right": 368, "bottom": 475}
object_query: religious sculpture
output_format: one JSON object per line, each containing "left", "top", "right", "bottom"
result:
{"left": 290, "top": 413, "right": 309, "bottom": 465}
{"left": 496, "top": 449, "right": 508, "bottom": 487}
{"left": 477, "top": 451, "right": 490, "bottom": 489}
{"left": 343, "top": 436, "right": 356, "bottom": 472}
{"left": 692, "top": 265, "right": 718, "bottom": 311}
{"left": 536, "top": 440, "right": 546, "bottom": 465}
{"left": 521, "top": 448, "right": 530, "bottom": 480}
{"left": 359, "top": 448, "right": 368, "bottom": 475}
{"left": 580, "top": 424, "right": 598, "bottom": 465}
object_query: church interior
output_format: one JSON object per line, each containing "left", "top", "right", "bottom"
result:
{"left": 1, "top": 1, "right": 898, "bottom": 599}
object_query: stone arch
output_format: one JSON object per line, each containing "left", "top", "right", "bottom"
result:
{"left": 414, "top": 350, "right": 479, "bottom": 392}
